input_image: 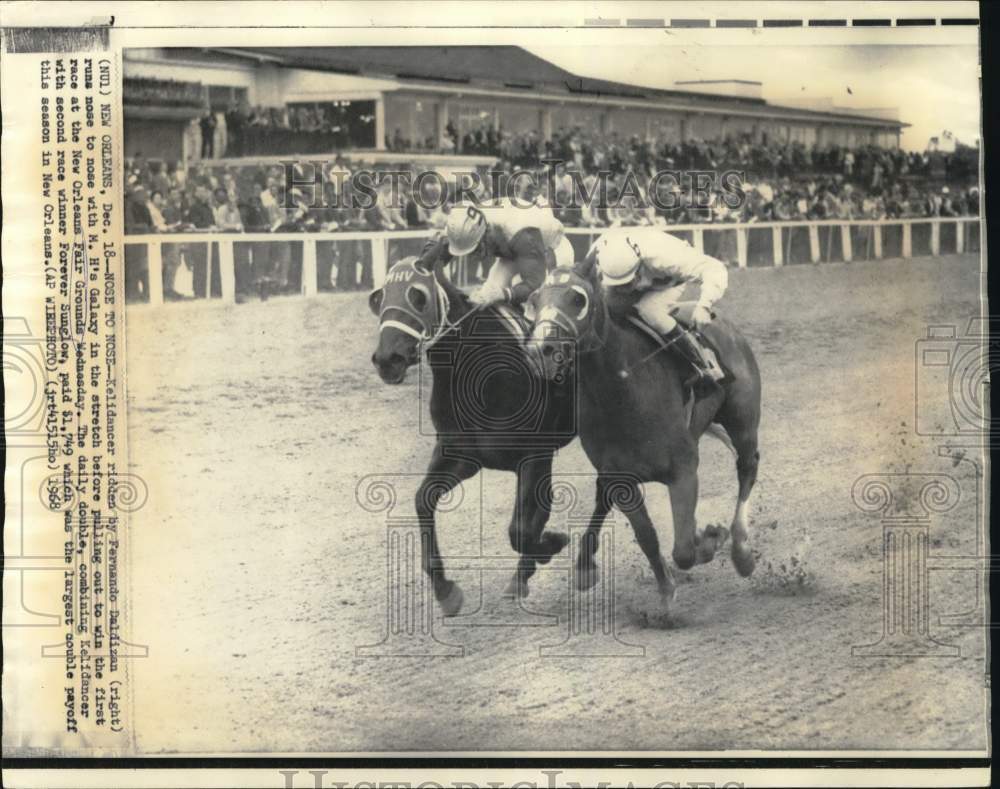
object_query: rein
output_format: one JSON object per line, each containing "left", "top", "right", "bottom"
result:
{"left": 615, "top": 326, "right": 689, "bottom": 380}
{"left": 378, "top": 274, "right": 480, "bottom": 350}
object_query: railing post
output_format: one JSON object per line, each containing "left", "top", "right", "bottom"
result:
{"left": 147, "top": 241, "right": 164, "bottom": 307}
{"left": 873, "top": 225, "right": 883, "bottom": 259}
{"left": 735, "top": 228, "right": 747, "bottom": 269}
{"left": 902, "top": 223, "right": 912, "bottom": 258}
{"left": 930, "top": 220, "right": 940, "bottom": 256}
{"left": 371, "top": 236, "right": 388, "bottom": 287}
{"left": 841, "top": 224, "right": 852, "bottom": 263}
{"left": 956, "top": 220, "right": 965, "bottom": 254}
{"left": 808, "top": 224, "right": 820, "bottom": 263}
{"left": 302, "top": 238, "right": 318, "bottom": 297}
{"left": 692, "top": 228, "right": 704, "bottom": 255}
{"left": 218, "top": 239, "right": 235, "bottom": 304}
{"left": 772, "top": 226, "right": 783, "bottom": 267}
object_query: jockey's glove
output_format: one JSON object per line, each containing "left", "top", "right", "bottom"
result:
{"left": 470, "top": 280, "right": 510, "bottom": 306}
{"left": 691, "top": 305, "right": 714, "bottom": 329}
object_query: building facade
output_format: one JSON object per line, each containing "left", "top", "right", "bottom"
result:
{"left": 123, "top": 46, "right": 906, "bottom": 164}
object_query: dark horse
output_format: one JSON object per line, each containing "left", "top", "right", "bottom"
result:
{"left": 528, "top": 261, "right": 762, "bottom": 604}
{"left": 370, "top": 256, "right": 576, "bottom": 615}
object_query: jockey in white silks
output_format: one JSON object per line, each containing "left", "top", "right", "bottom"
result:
{"left": 586, "top": 226, "right": 728, "bottom": 386}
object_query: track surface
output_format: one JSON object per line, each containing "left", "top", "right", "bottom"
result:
{"left": 126, "top": 254, "right": 988, "bottom": 753}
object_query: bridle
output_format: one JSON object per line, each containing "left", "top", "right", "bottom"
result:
{"left": 532, "top": 274, "right": 607, "bottom": 354}
{"left": 376, "top": 260, "right": 471, "bottom": 350}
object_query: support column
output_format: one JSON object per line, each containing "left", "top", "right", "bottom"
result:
{"left": 692, "top": 228, "right": 704, "bottom": 254}
{"left": 772, "top": 226, "right": 784, "bottom": 267}
{"left": 841, "top": 224, "right": 853, "bottom": 263}
{"left": 147, "top": 241, "right": 163, "bottom": 306}
{"left": 218, "top": 239, "right": 235, "bottom": 304}
{"left": 850, "top": 473, "right": 961, "bottom": 657}
{"left": 539, "top": 526, "right": 643, "bottom": 658}
{"left": 808, "top": 224, "right": 821, "bottom": 263}
{"left": 930, "top": 220, "right": 941, "bottom": 256}
{"left": 436, "top": 99, "right": 450, "bottom": 150}
{"left": 902, "top": 223, "right": 912, "bottom": 258}
{"left": 735, "top": 228, "right": 747, "bottom": 268}
{"left": 372, "top": 236, "right": 388, "bottom": 286}
{"left": 301, "top": 238, "right": 317, "bottom": 297}
{"left": 375, "top": 94, "right": 386, "bottom": 150}
{"left": 956, "top": 220, "right": 965, "bottom": 253}
{"left": 600, "top": 109, "right": 612, "bottom": 136}
{"left": 873, "top": 225, "right": 883, "bottom": 258}
{"left": 540, "top": 106, "right": 552, "bottom": 142}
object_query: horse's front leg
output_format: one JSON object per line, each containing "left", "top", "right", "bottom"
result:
{"left": 416, "top": 446, "right": 479, "bottom": 616}
{"left": 664, "top": 441, "right": 725, "bottom": 569}
{"left": 504, "top": 453, "right": 569, "bottom": 599}
{"left": 575, "top": 474, "right": 615, "bottom": 591}
{"left": 611, "top": 480, "right": 675, "bottom": 603}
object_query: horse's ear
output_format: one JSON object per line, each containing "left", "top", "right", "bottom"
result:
{"left": 573, "top": 249, "right": 598, "bottom": 283}
{"left": 368, "top": 288, "right": 384, "bottom": 316}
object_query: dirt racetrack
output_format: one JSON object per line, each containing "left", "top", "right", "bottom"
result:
{"left": 125, "top": 253, "right": 988, "bottom": 754}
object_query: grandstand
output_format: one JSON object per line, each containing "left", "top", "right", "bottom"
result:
{"left": 123, "top": 46, "right": 907, "bottom": 164}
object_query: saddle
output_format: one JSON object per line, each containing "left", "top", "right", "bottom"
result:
{"left": 625, "top": 301, "right": 731, "bottom": 386}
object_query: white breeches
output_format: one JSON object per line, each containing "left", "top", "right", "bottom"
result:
{"left": 635, "top": 284, "right": 688, "bottom": 333}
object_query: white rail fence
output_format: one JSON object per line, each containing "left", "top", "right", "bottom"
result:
{"left": 123, "top": 217, "right": 980, "bottom": 307}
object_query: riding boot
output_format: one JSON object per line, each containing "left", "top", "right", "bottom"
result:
{"left": 663, "top": 326, "right": 725, "bottom": 388}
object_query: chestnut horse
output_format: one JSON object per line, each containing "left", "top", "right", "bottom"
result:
{"left": 370, "top": 256, "right": 576, "bottom": 615}
{"left": 528, "top": 260, "right": 762, "bottom": 605}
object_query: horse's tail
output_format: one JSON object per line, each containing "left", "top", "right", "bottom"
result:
{"left": 704, "top": 422, "right": 738, "bottom": 458}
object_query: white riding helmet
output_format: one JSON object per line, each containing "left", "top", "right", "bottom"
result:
{"left": 595, "top": 232, "right": 643, "bottom": 286}
{"left": 446, "top": 203, "right": 488, "bottom": 256}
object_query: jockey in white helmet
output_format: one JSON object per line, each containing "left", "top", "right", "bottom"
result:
{"left": 418, "top": 199, "right": 573, "bottom": 309}
{"left": 587, "top": 226, "right": 728, "bottom": 386}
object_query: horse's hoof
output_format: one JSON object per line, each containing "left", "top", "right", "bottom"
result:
{"left": 503, "top": 575, "right": 529, "bottom": 599}
{"left": 576, "top": 563, "right": 599, "bottom": 591}
{"left": 535, "top": 531, "right": 570, "bottom": 563}
{"left": 657, "top": 581, "right": 677, "bottom": 607}
{"left": 704, "top": 524, "right": 730, "bottom": 548}
{"left": 696, "top": 524, "right": 730, "bottom": 563}
{"left": 732, "top": 544, "right": 756, "bottom": 578}
{"left": 438, "top": 582, "right": 464, "bottom": 616}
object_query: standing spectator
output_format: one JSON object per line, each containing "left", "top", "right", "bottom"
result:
{"left": 200, "top": 111, "right": 217, "bottom": 159}
{"left": 184, "top": 185, "right": 217, "bottom": 298}
{"left": 843, "top": 149, "right": 855, "bottom": 179}
{"left": 124, "top": 186, "right": 153, "bottom": 300}
{"left": 224, "top": 102, "right": 245, "bottom": 157}
{"left": 158, "top": 190, "right": 186, "bottom": 300}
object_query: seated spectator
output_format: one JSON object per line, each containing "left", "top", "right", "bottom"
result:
{"left": 214, "top": 188, "right": 244, "bottom": 231}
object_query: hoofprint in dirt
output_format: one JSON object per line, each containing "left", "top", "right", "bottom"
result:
{"left": 125, "top": 253, "right": 987, "bottom": 753}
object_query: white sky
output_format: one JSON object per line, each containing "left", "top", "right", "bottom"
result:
{"left": 530, "top": 45, "right": 981, "bottom": 152}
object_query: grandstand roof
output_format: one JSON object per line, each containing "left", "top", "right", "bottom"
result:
{"left": 175, "top": 46, "right": 906, "bottom": 128}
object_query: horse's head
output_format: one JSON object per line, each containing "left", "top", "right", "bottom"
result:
{"left": 527, "top": 262, "right": 600, "bottom": 382}
{"left": 369, "top": 256, "right": 448, "bottom": 384}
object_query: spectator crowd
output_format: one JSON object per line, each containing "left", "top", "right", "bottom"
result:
{"left": 123, "top": 126, "right": 981, "bottom": 300}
